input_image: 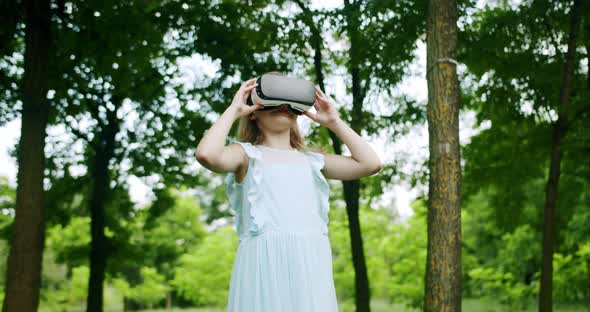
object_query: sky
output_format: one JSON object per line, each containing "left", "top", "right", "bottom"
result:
{"left": 0, "top": 0, "right": 490, "bottom": 222}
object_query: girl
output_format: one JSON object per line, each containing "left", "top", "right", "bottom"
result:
{"left": 195, "top": 73, "right": 383, "bottom": 312}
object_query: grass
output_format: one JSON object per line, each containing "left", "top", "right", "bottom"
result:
{"left": 135, "top": 298, "right": 590, "bottom": 312}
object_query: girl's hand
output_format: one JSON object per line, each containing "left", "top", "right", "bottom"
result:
{"left": 229, "top": 78, "right": 264, "bottom": 118}
{"left": 303, "top": 86, "right": 341, "bottom": 127}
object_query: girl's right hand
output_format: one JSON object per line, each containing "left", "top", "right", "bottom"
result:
{"left": 229, "top": 78, "right": 264, "bottom": 118}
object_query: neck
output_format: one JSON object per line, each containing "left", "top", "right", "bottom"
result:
{"left": 258, "top": 131, "right": 292, "bottom": 149}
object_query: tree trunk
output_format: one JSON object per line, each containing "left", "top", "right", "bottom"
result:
{"left": 424, "top": 0, "right": 462, "bottom": 311}
{"left": 1, "top": 0, "right": 50, "bottom": 311}
{"left": 166, "top": 291, "right": 172, "bottom": 309}
{"left": 342, "top": 1, "right": 371, "bottom": 311}
{"left": 584, "top": 4, "right": 589, "bottom": 90}
{"left": 297, "top": 1, "right": 371, "bottom": 310}
{"left": 539, "top": 1, "right": 582, "bottom": 311}
{"left": 86, "top": 106, "right": 120, "bottom": 312}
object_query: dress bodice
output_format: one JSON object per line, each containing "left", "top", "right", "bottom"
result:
{"left": 225, "top": 140, "right": 330, "bottom": 242}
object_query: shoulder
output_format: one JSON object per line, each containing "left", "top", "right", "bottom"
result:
{"left": 226, "top": 142, "right": 247, "bottom": 157}
{"left": 227, "top": 140, "right": 261, "bottom": 160}
{"left": 302, "top": 150, "right": 326, "bottom": 170}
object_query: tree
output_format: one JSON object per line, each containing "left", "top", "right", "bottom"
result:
{"left": 458, "top": 1, "right": 590, "bottom": 310}
{"left": 291, "top": 1, "right": 428, "bottom": 310}
{"left": 2, "top": 0, "right": 51, "bottom": 311}
{"left": 424, "top": 0, "right": 462, "bottom": 311}
{"left": 539, "top": 1, "right": 584, "bottom": 310}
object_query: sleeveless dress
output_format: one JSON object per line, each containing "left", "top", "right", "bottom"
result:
{"left": 225, "top": 139, "right": 339, "bottom": 312}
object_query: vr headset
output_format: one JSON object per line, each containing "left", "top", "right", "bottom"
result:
{"left": 246, "top": 73, "right": 316, "bottom": 115}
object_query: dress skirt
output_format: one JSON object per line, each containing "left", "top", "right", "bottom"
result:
{"left": 226, "top": 229, "right": 339, "bottom": 312}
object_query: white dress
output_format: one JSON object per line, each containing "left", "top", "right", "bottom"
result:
{"left": 225, "top": 140, "right": 339, "bottom": 312}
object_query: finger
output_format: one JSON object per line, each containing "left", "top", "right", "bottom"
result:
{"left": 314, "top": 93, "right": 325, "bottom": 103}
{"left": 315, "top": 86, "right": 326, "bottom": 96}
{"left": 316, "top": 88, "right": 328, "bottom": 98}
{"left": 316, "top": 93, "right": 331, "bottom": 107}
{"left": 249, "top": 103, "right": 264, "bottom": 112}
{"left": 240, "top": 83, "right": 258, "bottom": 95}
{"left": 314, "top": 101, "right": 325, "bottom": 111}
{"left": 317, "top": 88, "right": 330, "bottom": 100}
{"left": 315, "top": 90, "right": 328, "bottom": 102}
{"left": 241, "top": 78, "right": 257, "bottom": 88}
{"left": 302, "top": 110, "right": 316, "bottom": 121}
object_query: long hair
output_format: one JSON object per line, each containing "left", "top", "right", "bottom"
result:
{"left": 234, "top": 71, "right": 327, "bottom": 154}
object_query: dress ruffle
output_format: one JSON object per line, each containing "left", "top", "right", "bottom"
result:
{"left": 227, "top": 139, "right": 266, "bottom": 236}
{"left": 225, "top": 173, "right": 243, "bottom": 234}
{"left": 304, "top": 151, "right": 330, "bottom": 234}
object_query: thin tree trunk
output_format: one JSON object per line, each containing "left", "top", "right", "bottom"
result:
{"left": 296, "top": 1, "right": 371, "bottom": 311}
{"left": 539, "top": 1, "right": 582, "bottom": 311}
{"left": 584, "top": 5, "right": 589, "bottom": 90}
{"left": 86, "top": 105, "right": 120, "bottom": 312}
{"left": 341, "top": 1, "right": 371, "bottom": 311}
{"left": 2, "top": 0, "right": 50, "bottom": 311}
{"left": 166, "top": 291, "right": 172, "bottom": 309}
{"left": 424, "top": 0, "right": 462, "bottom": 310}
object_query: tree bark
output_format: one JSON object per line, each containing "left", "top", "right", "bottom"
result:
{"left": 539, "top": 1, "right": 583, "bottom": 311}
{"left": 424, "top": 0, "right": 462, "bottom": 311}
{"left": 1, "top": 0, "right": 51, "bottom": 311}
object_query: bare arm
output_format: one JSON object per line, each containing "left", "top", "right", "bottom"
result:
{"left": 303, "top": 86, "right": 383, "bottom": 181}
{"left": 323, "top": 119, "right": 383, "bottom": 180}
{"left": 195, "top": 78, "right": 263, "bottom": 174}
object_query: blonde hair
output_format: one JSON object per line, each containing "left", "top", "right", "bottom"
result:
{"left": 233, "top": 71, "right": 327, "bottom": 154}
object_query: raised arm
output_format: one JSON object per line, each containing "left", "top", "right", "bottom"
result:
{"left": 195, "top": 78, "right": 263, "bottom": 174}
{"left": 303, "top": 86, "right": 383, "bottom": 181}
{"left": 323, "top": 119, "right": 383, "bottom": 180}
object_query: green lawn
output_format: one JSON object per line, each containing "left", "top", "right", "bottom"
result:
{"left": 135, "top": 298, "right": 589, "bottom": 312}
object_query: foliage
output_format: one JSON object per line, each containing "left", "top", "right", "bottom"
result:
{"left": 331, "top": 197, "right": 427, "bottom": 309}
{"left": 552, "top": 242, "right": 590, "bottom": 304}
{"left": 41, "top": 265, "right": 89, "bottom": 311}
{"left": 172, "top": 226, "right": 238, "bottom": 306}
{"left": 131, "top": 267, "right": 169, "bottom": 309}
{"left": 0, "top": 176, "right": 14, "bottom": 239}
{"left": 386, "top": 199, "right": 427, "bottom": 309}
{"left": 46, "top": 216, "right": 91, "bottom": 266}
{"left": 468, "top": 266, "right": 539, "bottom": 310}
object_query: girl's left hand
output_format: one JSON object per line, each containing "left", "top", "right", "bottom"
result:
{"left": 303, "top": 86, "right": 341, "bottom": 127}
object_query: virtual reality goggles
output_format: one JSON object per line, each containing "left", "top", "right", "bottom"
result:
{"left": 246, "top": 73, "right": 316, "bottom": 115}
